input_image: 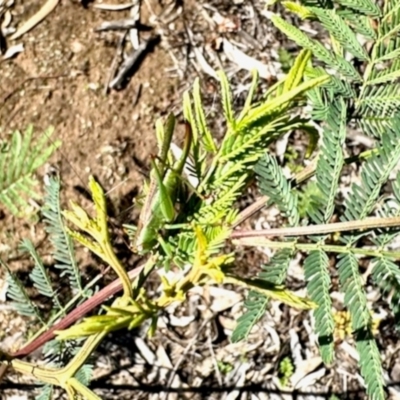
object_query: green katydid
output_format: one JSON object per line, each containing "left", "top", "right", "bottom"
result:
{"left": 133, "top": 113, "right": 192, "bottom": 254}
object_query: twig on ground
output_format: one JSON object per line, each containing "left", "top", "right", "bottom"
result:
{"left": 208, "top": 334, "right": 223, "bottom": 386}
{"left": 158, "top": 1, "right": 182, "bottom": 26}
{"left": 104, "top": 32, "right": 127, "bottom": 95}
{"left": 1, "top": 9, "right": 13, "bottom": 33}
{"left": 109, "top": 35, "right": 159, "bottom": 90}
{"left": 93, "top": 3, "right": 136, "bottom": 11}
{"left": 185, "top": 26, "right": 218, "bottom": 79}
{"left": 10, "top": 0, "right": 59, "bottom": 40}
{"left": 163, "top": 317, "right": 212, "bottom": 400}
{"left": 2, "top": 43, "right": 23, "bottom": 59}
{"left": 142, "top": 0, "right": 184, "bottom": 78}
{"left": 129, "top": 0, "right": 141, "bottom": 49}
{"left": 132, "top": 83, "right": 142, "bottom": 106}
{"left": 95, "top": 18, "right": 138, "bottom": 32}
{"left": 222, "top": 38, "right": 271, "bottom": 80}
{"left": 193, "top": 46, "right": 218, "bottom": 79}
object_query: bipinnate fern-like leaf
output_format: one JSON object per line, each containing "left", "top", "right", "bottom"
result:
{"left": 255, "top": 153, "right": 299, "bottom": 227}
{"left": 175, "top": 62, "right": 327, "bottom": 262}
{"left": 342, "top": 119, "right": 400, "bottom": 235}
{"left": 271, "top": 16, "right": 361, "bottom": 81}
{"left": 231, "top": 249, "right": 294, "bottom": 342}
{"left": 302, "top": 102, "right": 346, "bottom": 363}
{"left": 338, "top": 118, "right": 400, "bottom": 399}
{"left": 0, "top": 126, "right": 61, "bottom": 216}
{"left": 20, "top": 239, "right": 63, "bottom": 312}
{"left": 358, "top": 85, "right": 400, "bottom": 118}
{"left": 35, "top": 384, "right": 53, "bottom": 400}
{"left": 369, "top": 173, "right": 400, "bottom": 319}
{"left": 231, "top": 290, "right": 269, "bottom": 343}
{"left": 365, "top": 62, "right": 400, "bottom": 86}
{"left": 371, "top": 174, "right": 400, "bottom": 248}
{"left": 305, "top": 67, "right": 355, "bottom": 121}
{"left": 309, "top": 7, "right": 369, "bottom": 60}
{"left": 274, "top": 0, "right": 400, "bottom": 139}
{"left": 356, "top": 329, "right": 386, "bottom": 400}
{"left": 232, "top": 153, "right": 303, "bottom": 342}
{"left": 0, "top": 260, "right": 44, "bottom": 322}
{"left": 309, "top": 100, "right": 346, "bottom": 224}
{"left": 201, "top": 67, "right": 327, "bottom": 221}
{"left": 350, "top": 0, "right": 398, "bottom": 123}
{"left": 304, "top": 250, "right": 334, "bottom": 363}
{"left": 372, "top": 257, "right": 400, "bottom": 319}
{"left": 258, "top": 248, "right": 295, "bottom": 284}
{"left": 335, "top": 0, "right": 380, "bottom": 16}
{"left": 338, "top": 253, "right": 385, "bottom": 399}
{"left": 358, "top": 117, "right": 396, "bottom": 139}
{"left": 74, "top": 364, "right": 93, "bottom": 386}
{"left": 42, "top": 177, "right": 86, "bottom": 297}
{"left": 341, "top": 12, "right": 377, "bottom": 39}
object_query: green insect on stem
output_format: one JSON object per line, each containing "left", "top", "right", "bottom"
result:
{"left": 134, "top": 117, "right": 193, "bottom": 254}
{"left": 150, "top": 157, "right": 175, "bottom": 222}
{"left": 138, "top": 114, "right": 176, "bottom": 232}
{"left": 158, "top": 113, "right": 176, "bottom": 168}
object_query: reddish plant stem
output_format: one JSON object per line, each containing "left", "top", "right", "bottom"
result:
{"left": 11, "top": 266, "right": 143, "bottom": 358}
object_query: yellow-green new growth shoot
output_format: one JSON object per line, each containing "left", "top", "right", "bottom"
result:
{"left": 63, "top": 177, "right": 132, "bottom": 299}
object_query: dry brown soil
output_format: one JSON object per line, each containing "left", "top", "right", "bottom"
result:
{"left": 1, "top": 0, "right": 183, "bottom": 220}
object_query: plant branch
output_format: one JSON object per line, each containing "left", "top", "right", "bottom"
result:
{"left": 231, "top": 216, "right": 400, "bottom": 239}
{"left": 8, "top": 333, "right": 108, "bottom": 399}
{"left": 233, "top": 237, "right": 400, "bottom": 259}
{"left": 10, "top": 265, "right": 144, "bottom": 359}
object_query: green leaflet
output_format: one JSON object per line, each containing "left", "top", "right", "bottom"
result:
{"left": 304, "top": 250, "right": 334, "bottom": 363}
{"left": 310, "top": 7, "right": 370, "bottom": 60}
{"left": 271, "top": 15, "right": 362, "bottom": 81}
{"left": 342, "top": 118, "right": 400, "bottom": 228}
{"left": 336, "top": 0, "right": 381, "bottom": 16}
{"left": 1, "top": 259, "right": 44, "bottom": 323}
{"left": 255, "top": 153, "right": 300, "bottom": 227}
{"left": 22, "top": 239, "right": 64, "bottom": 312}
{"left": 309, "top": 100, "right": 346, "bottom": 224}
{"left": 0, "top": 126, "right": 61, "bottom": 216}
{"left": 338, "top": 253, "right": 385, "bottom": 399}
{"left": 233, "top": 150, "right": 301, "bottom": 342}
{"left": 42, "top": 177, "right": 86, "bottom": 297}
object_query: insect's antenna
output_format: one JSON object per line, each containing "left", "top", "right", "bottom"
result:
{"left": 103, "top": 177, "right": 130, "bottom": 198}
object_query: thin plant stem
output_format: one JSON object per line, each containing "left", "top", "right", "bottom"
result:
{"left": 234, "top": 237, "right": 400, "bottom": 259}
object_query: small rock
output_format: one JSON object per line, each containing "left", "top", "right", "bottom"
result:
{"left": 70, "top": 40, "right": 84, "bottom": 53}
